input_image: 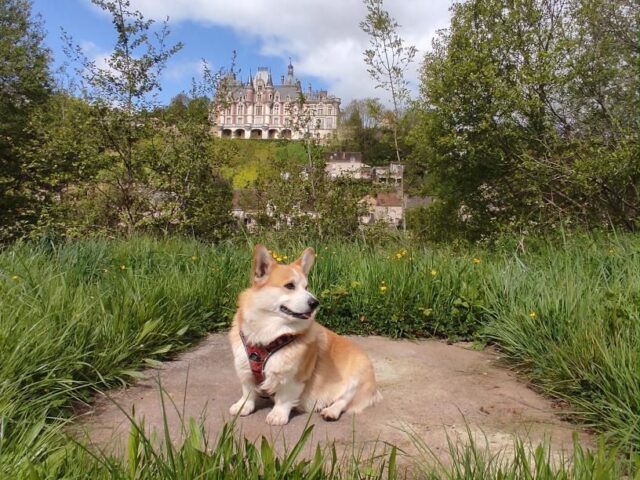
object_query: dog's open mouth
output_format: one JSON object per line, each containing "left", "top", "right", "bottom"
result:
{"left": 280, "top": 305, "right": 312, "bottom": 320}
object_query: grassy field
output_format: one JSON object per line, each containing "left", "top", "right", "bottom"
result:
{"left": 0, "top": 234, "right": 639, "bottom": 477}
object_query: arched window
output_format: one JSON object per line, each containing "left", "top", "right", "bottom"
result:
{"left": 257, "top": 94, "right": 262, "bottom": 102}
{"left": 274, "top": 104, "right": 280, "bottom": 114}
{"left": 238, "top": 104, "right": 243, "bottom": 114}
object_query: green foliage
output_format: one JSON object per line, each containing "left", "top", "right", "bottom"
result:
{"left": 331, "top": 101, "right": 399, "bottom": 166}
{"left": 0, "top": 0, "right": 52, "bottom": 241}
{"left": 360, "top": 0, "right": 417, "bottom": 165}
{"left": 410, "top": 0, "right": 639, "bottom": 241}
{"left": 253, "top": 144, "right": 369, "bottom": 240}
{"left": 62, "top": 0, "right": 183, "bottom": 234}
{"left": 145, "top": 95, "right": 234, "bottom": 240}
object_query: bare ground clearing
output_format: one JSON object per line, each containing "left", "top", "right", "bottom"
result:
{"left": 76, "top": 334, "right": 588, "bottom": 465}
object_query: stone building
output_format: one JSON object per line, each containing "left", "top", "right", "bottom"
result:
{"left": 325, "top": 152, "right": 371, "bottom": 180}
{"left": 215, "top": 62, "right": 340, "bottom": 140}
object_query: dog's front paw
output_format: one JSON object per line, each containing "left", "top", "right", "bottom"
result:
{"left": 230, "top": 398, "right": 255, "bottom": 417}
{"left": 265, "top": 408, "right": 290, "bottom": 426}
{"left": 320, "top": 405, "right": 342, "bottom": 421}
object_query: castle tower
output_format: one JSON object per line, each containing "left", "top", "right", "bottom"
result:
{"left": 245, "top": 71, "right": 255, "bottom": 103}
{"left": 287, "top": 59, "right": 294, "bottom": 85}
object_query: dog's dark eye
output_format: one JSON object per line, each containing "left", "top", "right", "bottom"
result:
{"left": 284, "top": 282, "right": 295, "bottom": 290}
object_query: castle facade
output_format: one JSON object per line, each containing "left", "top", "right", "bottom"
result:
{"left": 215, "top": 62, "right": 340, "bottom": 140}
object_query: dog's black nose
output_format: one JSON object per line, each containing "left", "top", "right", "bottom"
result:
{"left": 308, "top": 297, "right": 319, "bottom": 310}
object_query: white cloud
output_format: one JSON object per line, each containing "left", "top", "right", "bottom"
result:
{"left": 120, "top": 0, "right": 453, "bottom": 103}
{"left": 164, "top": 59, "right": 211, "bottom": 81}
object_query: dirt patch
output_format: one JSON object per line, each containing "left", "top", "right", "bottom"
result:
{"left": 75, "top": 334, "right": 588, "bottom": 464}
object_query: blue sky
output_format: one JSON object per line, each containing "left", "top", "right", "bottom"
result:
{"left": 31, "top": 0, "right": 452, "bottom": 106}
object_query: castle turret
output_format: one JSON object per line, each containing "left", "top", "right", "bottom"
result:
{"left": 245, "top": 71, "right": 254, "bottom": 102}
{"left": 287, "top": 59, "right": 294, "bottom": 85}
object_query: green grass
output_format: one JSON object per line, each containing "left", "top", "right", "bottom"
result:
{"left": 0, "top": 233, "right": 639, "bottom": 477}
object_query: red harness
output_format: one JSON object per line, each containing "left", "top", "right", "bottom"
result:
{"left": 239, "top": 332, "right": 298, "bottom": 385}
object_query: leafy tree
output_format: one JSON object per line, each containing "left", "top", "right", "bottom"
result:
{"left": 253, "top": 147, "right": 365, "bottom": 240}
{"left": 0, "top": 0, "right": 52, "bottom": 241}
{"left": 332, "top": 98, "right": 398, "bottom": 166}
{"left": 64, "top": 0, "right": 183, "bottom": 234}
{"left": 147, "top": 88, "right": 234, "bottom": 240}
{"left": 411, "top": 0, "right": 639, "bottom": 241}
{"left": 360, "top": 0, "right": 416, "bottom": 164}
{"left": 17, "top": 92, "right": 103, "bottom": 237}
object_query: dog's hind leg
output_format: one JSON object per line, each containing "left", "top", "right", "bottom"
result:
{"left": 321, "top": 378, "right": 358, "bottom": 421}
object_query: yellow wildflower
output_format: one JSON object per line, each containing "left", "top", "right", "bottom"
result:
{"left": 351, "top": 280, "right": 361, "bottom": 288}
{"left": 120, "top": 265, "right": 126, "bottom": 270}
{"left": 529, "top": 311, "right": 537, "bottom": 319}
{"left": 472, "top": 257, "right": 481, "bottom": 265}
{"left": 431, "top": 269, "right": 438, "bottom": 277}
{"left": 102, "top": 268, "right": 109, "bottom": 273}
{"left": 11, "top": 275, "right": 19, "bottom": 281}
{"left": 395, "top": 253, "right": 402, "bottom": 259}
{"left": 191, "top": 255, "right": 197, "bottom": 261}
{"left": 283, "top": 255, "right": 288, "bottom": 260}
{"left": 379, "top": 285, "right": 388, "bottom": 293}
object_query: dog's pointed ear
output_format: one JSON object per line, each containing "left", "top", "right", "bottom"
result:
{"left": 294, "top": 247, "right": 315, "bottom": 276}
{"left": 252, "top": 244, "right": 275, "bottom": 285}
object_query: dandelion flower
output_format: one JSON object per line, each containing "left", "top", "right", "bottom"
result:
{"left": 431, "top": 269, "right": 437, "bottom": 277}
{"left": 472, "top": 257, "right": 481, "bottom": 265}
{"left": 379, "top": 285, "right": 388, "bottom": 293}
{"left": 283, "top": 255, "right": 288, "bottom": 260}
{"left": 191, "top": 255, "right": 197, "bottom": 261}
{"left": 529, "top": 311, "right": 537, "bottom": 319}
{"left": 120, "top": 265, "right": 126, "bottom": 270}
{"left": 11, "top": 275, "right": 19, "bottom": 281}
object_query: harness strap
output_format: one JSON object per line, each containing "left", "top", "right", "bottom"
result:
{"left": 239, "top": 331, "right": 298, "bottom": 385}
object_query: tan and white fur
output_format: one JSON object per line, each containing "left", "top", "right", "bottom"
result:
{"left": 229, "top": 245, "right": 381, "bottom": 425}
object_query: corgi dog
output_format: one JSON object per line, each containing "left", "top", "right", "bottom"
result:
{"left": 229, "top": 245, "right": 381, "bottom": 426}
